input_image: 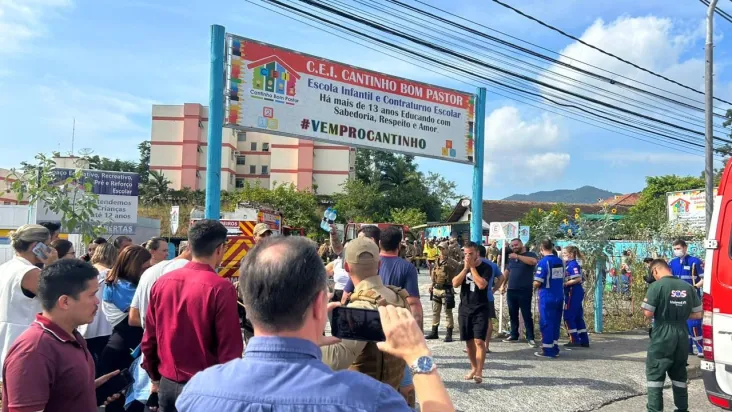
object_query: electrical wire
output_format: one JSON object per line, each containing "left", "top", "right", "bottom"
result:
{"left": 247, "top": 0, "right": 719, "bottom": 158}
{"left": 701, "top": 0, "right": 732, "bottom": 23}
{"left": 256, "top": 0, "right": 728, "bottom": 155}
{"left": 291, "top": 0, "right": 732, "bottom": 144}
{"left": 490, "top": 0, "right": 732, "bottom": 106}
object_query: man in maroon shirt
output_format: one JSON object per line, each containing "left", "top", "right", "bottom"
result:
{"left": 142, "top": 219, "right": 243, "bottom": 412}
{"left": 2, "top": 259, "right": 121, "bottom": 412}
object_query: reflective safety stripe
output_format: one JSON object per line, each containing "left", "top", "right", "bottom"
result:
{"left": 542, "top": 344, "right": 553, "bottom": 348}
{"left": 671, "top": 380, "right": 687, "bottom": 388}
{"left": 534, "top": 277, "right": 545, "bottom": 283}
{"left": 692, "top": 305, "right": 703, "bottom": 313}
{"left": 647, "top": 381, "right": 665, "bottom": 388}
{"left": 578, "top": 329, "right": 587, "bottom": 333}
{"left": 553, "top": 340, "right": 558, "bottom": 344}
{"left": 567, "top": 274, "right": 581, "bottom": 279}
{"left": 568, "top": 329, "right": 578, "bottom": 333}
{"left": 679, "top": 276, "right": 693, "bottom": 280}
{"left": 641, "top": 303, "right": 656, "bottom": 312}
{"left": 692, "top": 336, "right": 703, "bottom": 341}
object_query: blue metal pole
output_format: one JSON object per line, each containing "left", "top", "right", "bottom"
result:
{"left": 471, "top": 88, "right": 487, "bottom": 243}
{"left": 205, "top": 24, "right": 226, "bottom": 220}
{"left": 594, "top": 259, "right": 605, "bottom": 333}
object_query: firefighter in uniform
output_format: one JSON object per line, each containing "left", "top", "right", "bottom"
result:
{"left": 642, "top": 259, "right": 703, "bottom": 412}
{"left": 425, "top": 241, "right": 460, "bottom": 342}
{"left": 668, "top": 239, "right": 704, "bottom": 357}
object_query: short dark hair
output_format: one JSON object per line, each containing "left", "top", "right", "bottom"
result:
{"left": 358, "top": 225, "right": 381, "bottom": 241}
{"left": 379, "top": 226, "right": 402, "bottom": 252}
{"left": 240, "top": 236, "right": 327, "bottom": 332}
{"left": 478, "top": 245, "right": 487, "bottom": 258}
{"left": 672, "top": 239, "right": 687, "bottom": 248}
{"left": 649, "top": 259, "right": 670, "bottom": 273}
{"left": 643, "top": 257, "right": 654, "bottom": 264}
{"left": 38, "top": 259, "right": 98, "bottom": 311}
{"left": 50, "top": 239, "right": 74, "bottom": 257}
{"left": 93, "top": 237, "right": 108, "bottom": 245}
{"left": 39, "top": 222, "right": 61, "bottom": 235}
{"left": 510, "top": 238, "right": 522, "bottom": 244}
{"left": 146, "top": 237, "right": 167, "bottom": 251}
{"left": 540, "top": 238, "right": 555, "bottom": 252}
{"left": 113, "top": 236, "right": 132, "bottom": 249}
{"left": 188, "top": 220, "right": 228, "bottom": 257}
{"left": 463, "top": 241, "right": 479, "bottom": 252}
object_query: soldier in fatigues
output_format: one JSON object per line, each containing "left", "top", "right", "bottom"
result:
{"left": 425, "top": 241, "right": 460, "bottom": 342}
{"left": 448, "top": 236, "right": 462, "bottom": 262}
{"left": 641, "top": 259, "right": 703, "bottom": 412}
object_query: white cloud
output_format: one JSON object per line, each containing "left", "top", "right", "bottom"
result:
{"left": 482, "top": 106, "right": 570, "bottom": 185}
{"left": 0, "top": 0, "right": 72, "bottom": 54}
{"left": 589, "top": 149, "right": 702, "bottom": 166}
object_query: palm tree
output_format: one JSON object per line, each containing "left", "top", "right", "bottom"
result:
{"left": 142, "top": 170, "right": 171, "bottom": 204}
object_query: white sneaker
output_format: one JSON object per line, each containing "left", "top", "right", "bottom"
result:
{"left": 527, "top": 340, "right": 537, "bottom": 347}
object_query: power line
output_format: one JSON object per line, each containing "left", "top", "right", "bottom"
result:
{"left": 260, "top": 0, "right": 731, "bottom": 152}
{"left": 702, "top": 0, "right": 732, "bottom": 23}
{"left": 341, "top": 0, "right": 729, "bottom": 134}
{"left": 292, "top": 0, "right": 732, "bottom": 144}
{"left": 383, "top": 0, "right": 728, "bottom": 118}
{"left": 249, "top": 0, "right": 719, "bottom": 158}
{"left": 490, "top": 0, "right": 732, "bottom": 106}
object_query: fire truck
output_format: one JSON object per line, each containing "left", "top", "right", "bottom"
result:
{"left": 191, "top": 204, "right": 283, "bottom": 278}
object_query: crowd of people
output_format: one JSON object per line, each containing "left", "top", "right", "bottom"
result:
{"left": 0, "top": 219, "right": 708, "bottom": 411}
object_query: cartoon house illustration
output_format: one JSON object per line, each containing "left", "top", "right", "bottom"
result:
{"left": 247, "top": 56, "right": 301, "bottom": 97}
{"left": 670, "top": 198, "right": 691, "bottom": 215}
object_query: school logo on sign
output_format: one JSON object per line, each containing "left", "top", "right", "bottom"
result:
{"left": 248, "top": 55, "right": 301, "bottom": 105}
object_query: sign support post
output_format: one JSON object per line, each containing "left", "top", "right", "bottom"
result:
{"left": 470, "top": 88, "right": 486, "bottom": 243}
{"left": 205, "top": 24, "right": 226, "bottom": 220}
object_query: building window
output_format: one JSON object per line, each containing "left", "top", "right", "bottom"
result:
{"left": 237, "top": 156, "right": 246, "bottom": 165}
{"left": 250, "top": 142, "right": 257, "bottom": 151}
{"left": 236, "top": 179, "right": 244, "bottom": 188}
{"left": 262, "top": 142, "right": 269, "bottom": 152}
{"left": 261, "top": 165, "right": 269, "bottom": 175}
{"left": 237, "top": 132, "right": 246, "bottom": 142}
{"left": 249, "top": 165, "right": 256, "bottom": 174}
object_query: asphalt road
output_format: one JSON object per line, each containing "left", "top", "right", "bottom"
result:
{"left": 415, "top": 271, "right": 718, "bottom": 412}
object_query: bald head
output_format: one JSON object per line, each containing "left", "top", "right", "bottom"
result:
{"left": 239, "top": 236, "right": 327, "bottom": 332}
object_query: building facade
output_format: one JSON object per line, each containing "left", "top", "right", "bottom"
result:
{"left": 149, "top": 103, "right": 355, "bottom": 195}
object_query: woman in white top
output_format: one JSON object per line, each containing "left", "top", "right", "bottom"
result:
{"left": 78, "top": 242, "right": 118, "bottom": 373}
{"left": 0, "top": 224, "right": 57, "bottom": 376}
{"left": 326, "top": 255, "right": 350, "bottom": 303}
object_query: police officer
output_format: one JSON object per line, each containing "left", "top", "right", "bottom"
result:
{"left": 448, "top": 235, "right": 462, "bottom": 262}
{"left": 533, "top": 239, "right": 565, "bottom": 358}
{"left": 425, "top": 241, "right": 460, "bottom": 342}
{"left": 642, "top": 259, "right": 702, "bottom": 412}
{"left": 668, "top": 239, "right": 704, "bottom": 357}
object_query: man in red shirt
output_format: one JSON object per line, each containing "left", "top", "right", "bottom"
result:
{"left": 142, "top": 219, "right": 243, "bottom": 412}
{"left": 2, "top": 259, "right": 121, "bottom": 412}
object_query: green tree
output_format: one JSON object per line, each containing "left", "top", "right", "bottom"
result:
{"left": 390, "top": 207, "right": 427, "bottom": 228}
{"left": 332, "top": 179, "right": 388, "bottom": 223}
{"left": 9, "top": 153, "right": 104, "bottom": 242}
{"left": 624, "top": 175, "right": 704, "bottom": 234}
{"left": 137, "top": 141, "right": 151, "bottom": 184}
{"left": 424, "top": 172, "right": 462, "bottom": 221}
{"left": 141, "top": 170, "right": 172, "bottom": 205}
{"left": 519, "top": 203, "right": 568, "bottom": 243}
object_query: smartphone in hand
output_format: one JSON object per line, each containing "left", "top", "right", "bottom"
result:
{"left": 331, "top": 307, "right": 385, "bottom": 342}
{"left": 96, "top": 369, "right": 134, "bottom": 406}
{"left": 32, "top": 242, "right": 52, "bottom": 260}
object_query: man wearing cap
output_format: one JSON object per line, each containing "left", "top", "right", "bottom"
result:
{"left": 322, "top": 237, "right": 412, "bottom": 392}
{"left": 425, "top": 241, "right": 460, "bottom": 342}
{"left": 253, "top": 223, "right": 272, "bottom": 242}
{"left": 448, "top": 234, "right": 462, "bottom": 262}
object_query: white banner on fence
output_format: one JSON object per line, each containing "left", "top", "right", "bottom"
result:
{"left": 666, "top": 188, "right": 711, "bottom": 233}
{"left": 488, "top": 221, "right": 519, "bottom": 241}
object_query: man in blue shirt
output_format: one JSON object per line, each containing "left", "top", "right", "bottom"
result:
{"left": 669, "top": 239, "right": 704, "bottom": 357}
{"left": 500, "top": 238, "right": 538, "bottom": 346}
{"left": 175, "top": 236, "right": 454, "bottom": 412}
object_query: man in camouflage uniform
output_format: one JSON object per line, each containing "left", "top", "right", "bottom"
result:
{"left": 425, "top": 241, "right": 461, "bottom": 342}
{"left": 321, "top": 237, "right": 412, "bottom": 393}
{"left": 404, "top": 240, "right": 419, "bottom": 273}
{"left": 448, "top": 235, "right": 463, "bottom": 262}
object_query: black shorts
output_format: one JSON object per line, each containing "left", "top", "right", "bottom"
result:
{"left": 458, "top": 308, "right": 490, "bottom": 341}
{"left": 487, "top": 301, "right": 497, "bottom": 319}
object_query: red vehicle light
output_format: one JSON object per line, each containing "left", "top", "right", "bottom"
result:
{"left": 708, "top": 394, "right": 731, "bottom": 409}
{"left": 702, "top": 293, "right": 714, "bottom": 361}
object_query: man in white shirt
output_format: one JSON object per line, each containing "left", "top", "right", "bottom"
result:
{"left": 129, "top": 242, "right": 192, "bottom": 329}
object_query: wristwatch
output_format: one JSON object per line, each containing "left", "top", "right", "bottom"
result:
{"left": 409, "top": 355, "right": 436, "bottom": 374}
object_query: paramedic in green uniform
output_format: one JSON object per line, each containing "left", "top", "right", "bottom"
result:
{"left": 641, "top": 259, "right": 703, "bottom": 412}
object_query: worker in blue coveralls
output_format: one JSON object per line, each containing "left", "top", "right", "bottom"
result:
{"left": 561, "top": 246, "right": 590, "bottom": 348}
{"left": 533, "top": 239, "right": 565, "bottom": 358}
{"left": 668, "top": 239, "right": 704, "bottom": 358}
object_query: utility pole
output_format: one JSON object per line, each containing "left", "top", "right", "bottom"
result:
{"left": 705, "top": 0, "right": 718, "bottom": 232}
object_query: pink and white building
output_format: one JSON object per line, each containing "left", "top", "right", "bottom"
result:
{"left": 149, "top": 104, "right": 355, "bottom": 195}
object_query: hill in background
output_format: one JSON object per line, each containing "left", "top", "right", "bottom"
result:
{"left": 503, "top": 186, "right": 620, "bottom": 204}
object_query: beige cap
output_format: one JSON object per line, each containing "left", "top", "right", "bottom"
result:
{"left": 345, "top": 236, "right": 380, "bottom": 268}
{"left": 253, "top": 223, "right": 272, "bottom": 237}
